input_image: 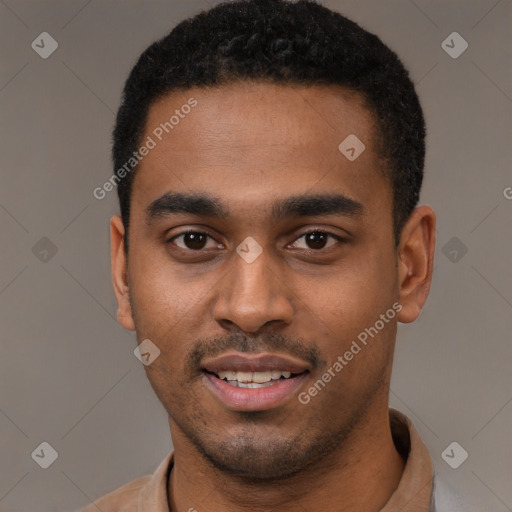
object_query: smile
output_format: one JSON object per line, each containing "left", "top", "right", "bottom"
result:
{"left": 215, "top": 370, "right": 297, "bottom": 388}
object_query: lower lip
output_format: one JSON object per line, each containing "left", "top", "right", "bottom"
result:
{"left": 203, "top": 372, "right": 308, "bottom": 412}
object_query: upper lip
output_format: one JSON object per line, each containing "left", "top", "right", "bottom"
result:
{"left": 201, "top": 352, "right": 311, "bottom": 374}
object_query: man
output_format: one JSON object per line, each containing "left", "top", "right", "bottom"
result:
{"left": 81, "top": 0, "right": 458, "bottom": 510}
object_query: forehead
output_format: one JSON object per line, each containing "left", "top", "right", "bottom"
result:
{"left": 131, "top": 82, "right": 389, "bottom": 219}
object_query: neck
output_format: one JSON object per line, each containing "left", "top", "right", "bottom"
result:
{"left": 168, "top": 405, "right": 405, "bottom": 512}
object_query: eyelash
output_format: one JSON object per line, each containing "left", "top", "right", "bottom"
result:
{"left": 167, "top": 230, "right": 345, "bottom": 252}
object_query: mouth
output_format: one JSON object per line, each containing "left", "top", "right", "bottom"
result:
{"left": 201, "top": 352, "right": 310, "bottom": 411}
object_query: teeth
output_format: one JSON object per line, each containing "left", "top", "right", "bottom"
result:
{"left": 252, "top": 371, "right": 272, "bottom": 383}
{"left": 235, "top": 381, "right": 276, "bottom": 388}
{"left": 216, "top": 370, "right": 295, "bottom": 383}
{"left": 236, "top": 371, "right": 253, "bottom": 382}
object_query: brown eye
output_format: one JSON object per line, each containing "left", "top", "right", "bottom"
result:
{"left": 183, "top": 233, "right": 207, "bottom": 250}
{"left": 290, "top": 231, "right": 340, "bottom": 251}
{"left": 305, "top": 232, "right": 328, "bottom": 249}
{"left": 170, "top": 232, "right": 220, "bottom": 251}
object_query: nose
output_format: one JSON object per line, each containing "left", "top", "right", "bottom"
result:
{"left": 212, "top": 248, "right": 294, "bottom": 335}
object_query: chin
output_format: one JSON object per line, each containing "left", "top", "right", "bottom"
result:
{"left": 188, "top": 422, "right": 349, "bottom": 482}
{"left": 201, "top": 441, "right": 317, "bottom": 480}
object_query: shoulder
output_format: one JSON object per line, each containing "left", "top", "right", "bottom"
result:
{"left": 78, "top": 475, "right": 151, "bottom": 512}
{"left": 76, "top": 450, "right": 174, "bottom": 512}
{"left": 433, "top": 474, "right": 465, "bottom": 512}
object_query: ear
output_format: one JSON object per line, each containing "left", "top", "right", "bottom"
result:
{"left": 111, "top": 215, "right": 135, "bottom": 331}
{"left": 396, "top": 205, "right": 436, "bottom": 323}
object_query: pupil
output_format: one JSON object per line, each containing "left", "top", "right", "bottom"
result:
{"left": 185, "top": 233, "right": 206, "bottom": 250}
{"left": 307, "top": 232, "right": 327, "bottom": 249}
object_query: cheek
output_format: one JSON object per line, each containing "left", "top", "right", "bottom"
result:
{"left": 302, "top": 246, "right": 398, "bottom": 367}
{"left": 312, "top": 255, "right": 396, "bottom": 327}
{"left": 129, "top": 249, "right": 196, "bottom": 318}
{"left": 127, "top": 257, "right": 206, "bottom": 369}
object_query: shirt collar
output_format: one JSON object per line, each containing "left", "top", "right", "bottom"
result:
{"left": 381, "top": 409, "right": 435, "bottom": 512}
{"left": 137, "top": 450, "right": 173, "bottom": 512}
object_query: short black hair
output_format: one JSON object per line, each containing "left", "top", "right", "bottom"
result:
{"left": 113, "top": 0, "right": 425, "bottom": 248}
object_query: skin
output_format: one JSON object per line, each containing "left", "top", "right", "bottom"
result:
{"left": 111, "top": 82, "right": 436, "bottom": 512}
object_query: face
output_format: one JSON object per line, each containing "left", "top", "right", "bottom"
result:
{"left": 111, "top": 82, "right": 434, "bottom": 480}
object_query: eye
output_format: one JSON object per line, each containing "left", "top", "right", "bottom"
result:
{"left": 289, "top": 231, "right": 342, "bottom": 250}
{"left": 169, "top": 231, "right": 223, "bottom": 251}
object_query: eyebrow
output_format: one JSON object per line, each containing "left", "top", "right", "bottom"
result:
{"left": 271, "top": 193, "right": 364, "bottom": 220}
{"left": 145, "top": 191, "right": 364, "bottom": 222}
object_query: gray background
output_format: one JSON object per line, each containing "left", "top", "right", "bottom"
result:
{"left": 1, "top": 0, "right": 511, "bottom": 510}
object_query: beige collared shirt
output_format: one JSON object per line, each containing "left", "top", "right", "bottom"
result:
{"left": 79, "top": 409, "right": 440, "bottom": 512}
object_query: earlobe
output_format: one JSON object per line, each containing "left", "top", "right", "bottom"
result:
{"left": 110, "top": 215, "right": 136, "bottom": 331}
{"left": 396, "top": 206, "right": 436, "bottom": 324}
